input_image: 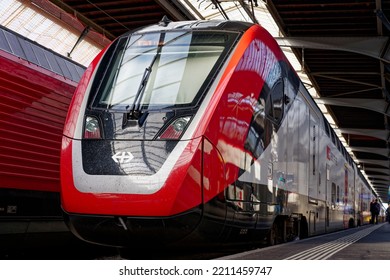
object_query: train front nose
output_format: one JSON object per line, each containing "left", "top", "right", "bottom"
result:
{"left": 60, "top": 27, "right": 243, "bottom": 247}
{"left": 61, "top": 111, "right": 204, "bottom": 247}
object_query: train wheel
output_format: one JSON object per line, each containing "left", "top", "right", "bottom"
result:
{"left": 267, "top": 223, "right": 279, "bottom": 246}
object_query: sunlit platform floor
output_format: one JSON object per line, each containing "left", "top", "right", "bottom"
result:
{"left": 219, "top": 222, "right": 390, "bottom": 260}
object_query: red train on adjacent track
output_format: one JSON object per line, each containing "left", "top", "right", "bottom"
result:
{"left": 0, "top": 25, "right": 84, "bottom": 242}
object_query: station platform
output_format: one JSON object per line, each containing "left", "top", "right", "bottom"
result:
{"left": 220, "top": 222, "right": 390, "bottom": 260}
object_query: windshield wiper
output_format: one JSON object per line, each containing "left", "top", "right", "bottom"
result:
{"left": 122, "top": 54, "right": 157, "bottom": 128}
{"left": 122, "top": 41, "right": 161, "bottom": 128}
{"left": 127, "top": 53, "right": 158, "bottom": 120}
{"left": 126, "top": 33, "right": 166, "bottom": 121}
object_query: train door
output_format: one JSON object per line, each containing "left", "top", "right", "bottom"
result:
{"left": 345, "top": 163, "right": 355, "bottom": 228}
{"left": 325, "top": 164, "right": 330, "bottom": 231}
{"left": 308, "top": 111, "right": 320, "bottom": 234}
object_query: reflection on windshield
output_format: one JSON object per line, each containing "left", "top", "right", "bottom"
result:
{"left": 94, "top": 31, "right": 232, "bottom": 111}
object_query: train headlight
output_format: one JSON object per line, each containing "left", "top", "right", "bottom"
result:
{"left": 159, "top": 116, "right": 191, "bottom": 140}
{"left": 84, "top": 116, "right": 102, "bottom": 139}
{"left": 173, "top": 118, "right": 188, "bottom": 132}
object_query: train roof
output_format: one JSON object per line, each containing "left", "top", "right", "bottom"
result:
{"left": 125, "top": 17, "right": 254, "bottom": 36}
{"left": 0, "top": 25, "right": 85, "bottom": 83}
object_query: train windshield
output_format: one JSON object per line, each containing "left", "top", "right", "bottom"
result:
{"left": 92, "top": 30, "right": 238, "bottom": 111}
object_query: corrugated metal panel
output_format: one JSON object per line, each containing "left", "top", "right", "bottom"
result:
{"left": 0, "top": 24, "right": 86, "bottom": 194}
{"left": 0, "top": 50, "right": 77, "bottom": 193}
{"left": 0, "top": 25, "right": 85, "bottom": 83}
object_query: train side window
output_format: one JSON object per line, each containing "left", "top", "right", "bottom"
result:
{"left": 343, "top": 147, "right": 348, "bottom": 160}
{"left": 331, "top": 130, "right": 336, "bottom": 145}
{"left": 323, "top": 117, "right": 330, "bottom": 137}
{"left": 342, "top": 146, "right": 346, "bottom": 159}
{"left": 269, "top": 79, "right": 284, "bottom": 123}
{"left": 336, "top": 139, "right": 341, "bottom": 152}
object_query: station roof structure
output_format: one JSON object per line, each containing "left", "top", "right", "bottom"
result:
{"left": 2, "top": 0, "right": 390, "bottom": 204}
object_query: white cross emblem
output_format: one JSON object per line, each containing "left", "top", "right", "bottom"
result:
{"left": 111, "top": 151, "right": 134, "bottom": 164}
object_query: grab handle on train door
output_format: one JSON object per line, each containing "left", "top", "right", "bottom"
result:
{"left": 313, "top": 154, "right": 315, "bottom": 175}
{"left": 312, "top": 125, "right": 316, "bottom": 175}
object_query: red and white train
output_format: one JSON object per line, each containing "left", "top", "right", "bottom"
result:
{"left": 60, "top": 18, "right": 379, "bottom": 248}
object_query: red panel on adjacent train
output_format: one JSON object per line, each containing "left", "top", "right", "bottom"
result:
{"left": 0, "top": 50, "right": 79, "bottom": 192}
